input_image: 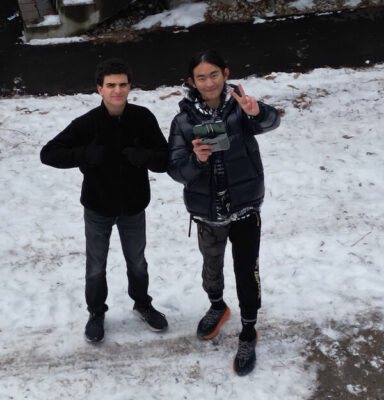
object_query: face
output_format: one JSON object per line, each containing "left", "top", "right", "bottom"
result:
{"left": 97, "top": 74, "right": 130, "bottom": 115}
{"left": 189, "top": 62, "right": 229, "bottom": 108}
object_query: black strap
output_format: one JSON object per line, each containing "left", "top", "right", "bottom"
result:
{"left": 188, "top": 214, "right": 192, "bottom": 237}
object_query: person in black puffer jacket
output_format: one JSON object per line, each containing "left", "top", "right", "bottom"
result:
{"left": 168, "top": 50, "right": 280, "bottom": 376}
{"left": 40, "top": 58, "right": 169, "bottom": 343}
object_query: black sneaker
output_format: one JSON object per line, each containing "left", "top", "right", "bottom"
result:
{"left": 133, "top": 304, "right": 168, "bottom": 332}
{"left": 196, "top": 306, "right": 230, "bottom": 340}
{"left": 233, "top": 334, "right": 258, "bottom": 376}
{"left": 85, "top": 313, "right": 105, "bottom": 343}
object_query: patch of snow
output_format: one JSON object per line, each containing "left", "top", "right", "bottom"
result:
{"left": 27, "top": 15, "right": 61, "bottom": 28}
{"left": 133, "top": 1, "right": 208, "bottom": 29}
{"left": 346, "top": 384, "right": 366, "bottom": 394}
{"left": 290, "top": 0, "right": 315, "bottom": 10}
{"left": 62, "top": 0, "right": 95, "bottom": 5}
{"left": 344, "top": 0, "right": 362, "bottom": 7}
{"left": 253, "top": 17, "right": 266, "bottom": 24}
{"left": 24, "top": 36, "right": 88, "bottom": 45}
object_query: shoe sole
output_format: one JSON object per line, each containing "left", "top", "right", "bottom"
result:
{"left": 84, "top": 334, "right": 105, "bottom": 344}
{"left": 133, "top": 309, "right": 168, "bottom": 333}
{"left": 233, "top": 331, "right": 258, "bottom": 376}
{"left": 200, "top": 307, "right": 231, "bottom": 340}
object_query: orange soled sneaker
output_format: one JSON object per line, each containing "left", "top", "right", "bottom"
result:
{"left": 233, "top": 331, "right": 259, "bottom": 376}
{"left": 196, "top": 306, "right": 231, "bottom": 340}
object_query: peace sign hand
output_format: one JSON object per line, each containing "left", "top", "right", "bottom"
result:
{"left": 229, "top": 84, "right": 260, "bottom": 117}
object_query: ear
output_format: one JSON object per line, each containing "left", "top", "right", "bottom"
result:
{"left": 223, "top": 68, "right": 230, "bottom": 81}
{"left": 97, "top": 85, "right": 103, "bottom": 95}
{"left": 187, "top": 77, "right": 196, "bottom": 88}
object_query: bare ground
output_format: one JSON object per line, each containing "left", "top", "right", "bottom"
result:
{"left": 306, "top": 312, "right": 384, "bottom": 400}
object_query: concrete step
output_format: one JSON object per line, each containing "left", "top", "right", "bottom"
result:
{"left": 18, "top": 0, "right": 56, "bottom": 25}
{"left": 19, "top": 0, "right": 131, "bottom": 41}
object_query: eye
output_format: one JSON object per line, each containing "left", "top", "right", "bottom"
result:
{"left": 106, "top": 83, "right": 116, "bottom": 88}
{"left": 119, "top": 83, "right": 129, "bottom": 88}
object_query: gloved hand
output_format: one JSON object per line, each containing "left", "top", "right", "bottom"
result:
{"left": 84, "top": 143, "right": 104, "bottom": 165}
{"left": 122, "top": 147, "right": 153, "bottom": 167}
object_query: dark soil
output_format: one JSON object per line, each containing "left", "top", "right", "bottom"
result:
{"left": 306, "top": 313, "right": 384, "bottom": 400}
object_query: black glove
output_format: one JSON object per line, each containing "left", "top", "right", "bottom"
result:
{"left": 122, "top": 147, "right": 153, "bottom": 167}
{"left": 83, "top": 143, "right": 104, "bottom": 165}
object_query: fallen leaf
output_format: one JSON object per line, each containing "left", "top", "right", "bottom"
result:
{"left": 160, "top": 90, "right": 182, "bottom": 100}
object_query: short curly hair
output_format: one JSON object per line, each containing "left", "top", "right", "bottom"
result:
{"left": 95, "top": 58, "right": 132, "bottom": 86}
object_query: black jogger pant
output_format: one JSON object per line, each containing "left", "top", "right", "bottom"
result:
{"left": 197, "top": 213, "right": 261, "bottom": 322}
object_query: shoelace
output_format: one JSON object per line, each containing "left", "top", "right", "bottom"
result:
{"left": 202, "top": 309, "right": 224, "bottom": 328}
{"left": 141, "top": 306, "right": 165, "bottom": 319}
{"left": 237, "top": 340, "right": 255, "bottom": 361}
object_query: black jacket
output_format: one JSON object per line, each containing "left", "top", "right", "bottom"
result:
{"left": 40, "top": 102, "right": 168, "bottom": 216}
{"left": 167, "top": 88, "right": 280, "bottom": 220}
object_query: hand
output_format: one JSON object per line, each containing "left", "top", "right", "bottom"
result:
{"left": 192, "top": 138, "right": 212, "bottom": 162}
{"left": 84, "top": 143, "right": 103, "bottom": 165}
{"left": 229, "top": 84, "right": 260, "bottom": 116}
{"left": 122, "top": 146, "right": 153, "bottom": 167}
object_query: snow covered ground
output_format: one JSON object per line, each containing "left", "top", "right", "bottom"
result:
{"left": 0, "top": 64, "right": 383, "bottom": 399}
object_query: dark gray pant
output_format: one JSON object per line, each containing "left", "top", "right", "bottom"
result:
{"left": 197, "top": 213, "right": 261, "bottom": 322}
{"left": 84, "top": 208, "right": 152, "bottom": 315}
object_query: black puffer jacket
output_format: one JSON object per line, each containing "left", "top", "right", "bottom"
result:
{"left": 167, "top": 87, "right": 280, "bottom": 220}
{"left": 41, "top": 102, "right": 168, "bottom": 217}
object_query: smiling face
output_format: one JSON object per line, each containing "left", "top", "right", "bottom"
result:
{"left": 189, "top": 62, "right": 229, "bottom": 109}
{"left": 97, "top": 74, "right": 131, "bottom": 115}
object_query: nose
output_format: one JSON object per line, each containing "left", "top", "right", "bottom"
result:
{"left": 205, "top": 78, "right": 215, "bottom": 88}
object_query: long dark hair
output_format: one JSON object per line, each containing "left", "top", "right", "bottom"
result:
{"left": 188, "top": 50, "right": 228, "bottom": 80}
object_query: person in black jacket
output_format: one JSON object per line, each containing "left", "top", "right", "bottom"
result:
{"left": 168, "top": 50, "right": 280, "bottom": 376}
{"left": 40, "top": 58, "right": 168, "bottom": 343}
